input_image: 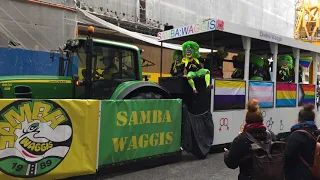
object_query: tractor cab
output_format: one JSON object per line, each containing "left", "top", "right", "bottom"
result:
{"left": 66, "top": 37, "right": 141, "bottom": 99}
{"left": 60, "top": 26, "right": 170, "bottom": 100}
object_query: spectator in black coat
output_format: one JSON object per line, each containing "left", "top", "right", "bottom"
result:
{"left": 224, "top": 99, "right": 276, "bottom": 180}
{"left": 284, "top": 104, "right": 320, "bottom": 180}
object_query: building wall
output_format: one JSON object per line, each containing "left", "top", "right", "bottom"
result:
{"left": 0, "top": 0, "right": 77, "bottom": 51}
{"left": 78, "top": 0, "right": 296, "bottom": 38}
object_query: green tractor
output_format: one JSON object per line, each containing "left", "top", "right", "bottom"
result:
{"left": 0, "top": 27, "right": 171, "bottom": 100}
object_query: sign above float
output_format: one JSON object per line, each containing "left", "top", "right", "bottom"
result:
{"left": 157, "top": 18, "right": 225, "bottom": 41}
{"left": 259, "top": 30, "right": 283, "bottom": 43}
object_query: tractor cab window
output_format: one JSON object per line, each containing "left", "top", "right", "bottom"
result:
{"left": 77, "top": 41, "right": 137, "bottom": 81}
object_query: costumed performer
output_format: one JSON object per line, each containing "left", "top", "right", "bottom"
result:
{"left": 231, "top": 53, "right": 245, "bottom": 79}
{"left": 181, "top": 41, "right": 213, "bottom": 94}
{"left": 170, "top": 50, "right": 184, "bottom": 77}
{"left": 277, "top": 55, "right": 294, "bottom": 83}
{"left": 249, "top": 54, "right": 265, "bottom": 81}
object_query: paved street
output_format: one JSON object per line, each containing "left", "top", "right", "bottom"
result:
{"left": 102, "top": 152, "right": 238, "bottom": 180}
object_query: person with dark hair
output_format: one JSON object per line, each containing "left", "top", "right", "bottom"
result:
{"left": 284, "top": 104, "right": 320, "bottom": 180}
{"left": 224, "top": 99, "right": 276, "bottom": 180}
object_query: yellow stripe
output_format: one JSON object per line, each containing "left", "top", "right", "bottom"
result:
{"left": 305, "top": 91, "right": 315, "bottom": 96}
{"left": 277, "top": 91, "right": 296, "bottom": 99}
{"left": 0, "top": 80, "right": 72, "bottom": 84}
{"left": 215, "top": 80, "right": 246, "bottom": 88}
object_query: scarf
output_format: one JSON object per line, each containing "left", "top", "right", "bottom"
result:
{"left": 291, "top": 121, "right": 318, "bottom": 132}
{"left": 182, "top": 57, "right": 200, "bottom": 67}
{"left": 243, "top": 122, "right": 267, "bottom": 132}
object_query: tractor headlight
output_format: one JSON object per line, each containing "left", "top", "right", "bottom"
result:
{"left": 74, "top": 40, "right": 79, "bottom": 47}
{"left": 71, "top": 40, "right": 76, "bottom": 47}
{"left": 62, "top": 44, "right": 67, "bottom": 50}
{"left": 71, "top": 40, "right": 79, "bottom": 48}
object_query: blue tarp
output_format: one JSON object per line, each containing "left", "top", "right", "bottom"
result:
{"left": 0, "top": 48, "right": 78, "bottom": 76}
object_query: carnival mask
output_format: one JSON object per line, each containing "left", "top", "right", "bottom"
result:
{"left": 186, "top": 45, "right": 194, "bottom": 58}
{"left": 174, "top": 55, "right": 181, "bottom": 63}
{"left": 281, "top": 60, "right": 288, "bottom": 68}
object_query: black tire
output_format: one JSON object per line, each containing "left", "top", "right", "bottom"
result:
{"left": 129, "top": 92, "right": 163, "bottom": 99}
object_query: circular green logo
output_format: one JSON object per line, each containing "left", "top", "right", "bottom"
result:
{"left": 0, "top": 100, "right": 73, "bottom": 178}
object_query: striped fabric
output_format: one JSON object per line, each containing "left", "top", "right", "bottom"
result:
{"left": 299, "top": 57, "right": 312, "bottom": 68}
{"left": 298, "top": 84, "right": 315, "bottom": 106}
{"left": 214, "top": 80, "right": 246, "bottom": 110}
{"left": 276, "top": 83, "right": 297, "bottom": 107}
{"left": 249, "top": 81, "right": 274, "bottom": 108}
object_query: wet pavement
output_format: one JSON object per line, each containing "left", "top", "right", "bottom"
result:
{"left": 102, "top": 152, "right": 238, "bottom": 180}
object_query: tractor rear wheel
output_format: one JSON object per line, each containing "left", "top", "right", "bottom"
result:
{"left": 129, "top": 92, "right": 163, "bottom": 99}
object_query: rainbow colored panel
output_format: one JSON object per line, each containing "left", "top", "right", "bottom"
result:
{"left": 298, "top": 84, "right": 315, "bottom": 106}
{"left": 276, "top": 83, "right": 297, "bottom": 107}
{"left": 299, "top": 57, "right": 312, "bottom": 68}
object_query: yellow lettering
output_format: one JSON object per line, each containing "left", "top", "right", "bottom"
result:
{"left": 44, "top": 109, "right": 66, "bottom": 129}
{"left": 48, "top": 141, "right": 53, "bottom": 149}
{"left": 139, "top": 111, "right": 151, "bottom": 124}
{"left": 41, "top": 143, "right": 47, "bottom": 151}
{"left": 165, "top": 132, "right": 173, "bottom": 145}
{"left": 0, "top": 136, "right": 15, "bottom": 150}
{"left": 138, "top": 134, "right": 149, "bottom": 148}
{"left": 152, "top": 110, "right": 162, "bottom": 123}
{"left": 27, "top": 142, "right": 35, "bottom": 151}
{"left": 20, "top": 137, "right": 31, "bottom": 148}
{"left": 35, "top": 143, "right": 41, "bottom": 152}
{"left": 4, "top": 103, "right": 32, "bottom": 127}
{"left": 149, "top": 133, "right": 159, "bottom": 146}
{"left": 163, "top": 110, "right": 172, "bottom": 122}
{"left": 127, "top": 136, "right": 138, "bottom": 150}
{"left": 0, "top": 122, "right": 21, "bottom": 141}
{"left": 116, "top": 111, "right": 127, "bottom": 126}
{"left": 112, "top": 137, "right": 128, "bottom": 152}
{"left": 2, "top": 83, "right": 12, "bottom": 87}
{"left": 128, "top": 111, "right": 138, "bottom": 125}
{"left": 159, "top": 132, "right": 165, "bottom": 145}
{"left": 32, "top": 102, "right": 52, "bottom": 122}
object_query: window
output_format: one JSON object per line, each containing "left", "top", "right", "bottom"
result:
{"left": 77, "top": 41, "right": 138, "bottom": 81}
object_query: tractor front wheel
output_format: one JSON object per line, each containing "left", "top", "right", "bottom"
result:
{"left": 129, "top": 92, "right": 163, "bottom": 99}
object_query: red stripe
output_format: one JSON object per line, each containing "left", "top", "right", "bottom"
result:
{"left": 22, "top": 150, "right": 37, "bottom": 159}
{"left": 301, "top": 84, "right": 315, "bottom": 92}
{"left": 276, "top": 83, "right": 297, "bottom": 91}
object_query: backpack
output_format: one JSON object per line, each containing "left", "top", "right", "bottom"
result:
{"left": 245, "top": 131, "right": 286, "bottom": 180}
{"left": 295, "top": 130, "right": 320, "bottom": 179}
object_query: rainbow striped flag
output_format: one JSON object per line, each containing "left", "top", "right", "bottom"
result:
{"left": 249, "top": 81, "right": 274, "bottom": 108}
{"left": 214, "top": 80, "right": 246, "bottom": 110}
{"left": 298, "top": 84, "right": 315, "bottom": 106}
{"left": 276, "top": 83, "right": 297, "bottom": 107}
{"left": 299, "top": 57, "right": 312, "bottom": 68}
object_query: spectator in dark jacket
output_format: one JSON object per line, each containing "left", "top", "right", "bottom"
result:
{"left": 224, "top": 99, "right": 276, "bottom": 180}
{"left": 284, "top": 104, "right": 320, "bottom": 180}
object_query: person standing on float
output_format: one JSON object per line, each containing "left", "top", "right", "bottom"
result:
{"left": 181, "top": 41, "right": 213, "bottom": 94}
